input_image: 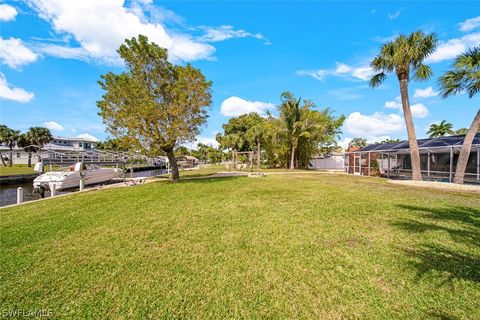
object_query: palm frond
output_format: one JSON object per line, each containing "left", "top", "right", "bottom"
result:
{"left": 369, "top": 72, "right": 386, "bottom": 88}
{"left": 438, "top": 70, "right": 467, "bottom": 98}
{"left": 413, "top": 63, "right": 433, "bottom": 81}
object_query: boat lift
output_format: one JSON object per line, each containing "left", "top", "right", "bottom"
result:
{"left": 32, "top": 146, "right": 167, "bottom": 180}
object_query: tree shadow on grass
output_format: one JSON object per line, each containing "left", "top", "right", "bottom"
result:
{"left": 393, "top": 205, "right": 480, "bottom": 283}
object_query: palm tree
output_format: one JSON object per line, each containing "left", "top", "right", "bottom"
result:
{"left": 221, "top": 133, "right": 243, "bottom": 166}
{"left": 246, "top": 124, "right": 265, "bottom": 169}
{"left": 18, "top": 127, "right": 53, "bottom": 167}
{"left": 0, "top": 125, "right": 21, "bottom": 166}
{"left": 278, "top": 92, "right": 303, "bottom": 169}
{"left": 370, "top": 31, "right": 437, "bottom": 181}
{"left": 427, "top": 120, "right": 454, "bottom": 138}
{"left": 0, "top": 125, "right": 10, "bottom": 167}
{"left": 5, "top": 128, "right": 20, "bottom": 167}
{"left": 438, "top": 46, "right": 480, "bottom": 184}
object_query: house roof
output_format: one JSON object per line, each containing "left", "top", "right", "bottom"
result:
{"left": 356, "top": 133, "right": 480, "bottom": 153}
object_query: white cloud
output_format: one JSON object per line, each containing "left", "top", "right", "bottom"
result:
{"left": 297, "top": 62, "right": 374, "bottom": 82}
{"left": 427, "top": 32, "right": 480, "bottom": 63}
{"left": 198, "top": 25, "right": 268, "bottom": 44}
{"left": 77, "top": 133, "right": 99, "bottom": 142}
{"left": 459, "top": 16, "right": 480, "bottom": 32}
{"left": 43, "top": 121, "right": 64, "bottom": 131}
{"left": 0, "top": 37, "right": 38, "bottom": 69}
{"left": 220, "top": 96, "right": 274, "bottom": 117}
{"left": 36, "top": 44, "right": 88, "bottom": 61}
{"left": 296, "top": 69, "right": 327, "bottom": 81}
{"left": 350, "top": 66, "right": 375, "bottom": 81}
{"left": 413, "top": 86, "right": 438, "bottom": 99}
{"left": 0, "top": 73, "right": 34, "bottom": 103}
{"left": 410, "top": 103, "right": 429, "bottom": 118}
{"left": 25, "top": 0, "right": 215, "bottom": 63}
{"left": 384, "top": 96, "right": 429, "bottom": 118}
{"left": 196, "top": 136, "right": 219, "bottom": 148}
{"left": 0, "top": 4, "right": 17, "bottom": 21}
{"left": 344, "top": 111, "right": 404, "bottom": 137}
{"left": 337, "top": 137, "right": 353, "bottom": 150}
{"left": 334, "top": 63, "right": 351, "bottom": 74}
{"left": 387, "top": 9, "right": 403, "bottom": 20}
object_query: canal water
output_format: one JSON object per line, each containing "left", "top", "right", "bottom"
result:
{"left": 0, "top": 168, "right": 167, "bottom": 207}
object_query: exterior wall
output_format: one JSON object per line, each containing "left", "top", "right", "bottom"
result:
{"left": 309, "top": 153, "right": 345, "bottom": 170}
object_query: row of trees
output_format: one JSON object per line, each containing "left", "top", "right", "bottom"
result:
{"left": 175, "top": 143, "right": 225, "bottom": 164}
{"left": 0, "top": 125, "right": 53, "bottom": 167}
{"left": 216, "top": 92, "right": 345, "bottom": 169}
{"left": 427, "top": 120, "right": 479, "bottom": 138}
{"left": 369, "top": 31, "right": 479, "bottom": 184}
{"left": 96, "top": 36, "right": 344, "bottom": 180}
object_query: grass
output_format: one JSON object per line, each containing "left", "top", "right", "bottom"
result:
{"left": 0, "top": 164, "right": 65, "bottom": 176}
{"left": 1, "top": 173, "right": 479, "bottom": 319}
{"left": 0, "top": 164, "right": 34, "bottom": 176}
{"left": 158, "top": 164, "right": 226, "bottom": 179}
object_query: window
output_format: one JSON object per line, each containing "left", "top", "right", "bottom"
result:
{"left": 17, "top": 152, "right": 21, "bottom": 158}
{"left": 79, "top": 142, "right": 83, "bottom": 148}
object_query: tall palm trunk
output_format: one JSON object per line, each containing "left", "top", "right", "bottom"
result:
{"left": 454, "top": 108, "right": 480, "bottom": 184}
{"left": 27, "top": 151, "right": 32, "bottom": 167}
{"left": 399, "top": 78, "right": 422, "bottom": 181}
{"left": 0, "top": 153, "right": 6, "bottom": 167}
{"left": 165, "top": 148, "right": 180, "bottom": 181}
{"left": 290, "top": 145, "right": 296, "bottom": 170}
{"left": 9, "top": 147, "right": 13, "bottom": 167}
{"left": 256, "top": 141, "right": 261, "bottom": 170}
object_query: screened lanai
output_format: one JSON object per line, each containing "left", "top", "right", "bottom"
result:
{"left": 344, "top": 134, "right": 480, "bottom": 184}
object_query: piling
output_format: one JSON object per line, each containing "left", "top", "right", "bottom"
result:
{"left": 79, "top": 179, "right": 85, "bottom": 191}
{"left": 16, "top": 187, "right": 24, "bottom": 204}
{"left": 50, "top": 183, "right": 56, "bottom": 197}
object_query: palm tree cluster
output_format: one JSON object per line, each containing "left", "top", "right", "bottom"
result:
{"left": 0, "top": 125, "right": 53, "bottom": 167}
{"left": 216, "top": 92, "right": 345, "bottom": 169}
{"left": 370, "top": 30, "right": 479, "bottom": 184}
{"left": 427, "top": 120, "right": 454, "bottom": 138}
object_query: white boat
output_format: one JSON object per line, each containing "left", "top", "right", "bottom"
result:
{"left": 33, "top": 162, "right": 121, "bottom": 191}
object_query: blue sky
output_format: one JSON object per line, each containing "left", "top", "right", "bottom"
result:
{"left": 1, "top": 1, "right": 479, "bottom": 148}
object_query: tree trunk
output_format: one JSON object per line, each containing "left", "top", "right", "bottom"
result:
{"left": 232, "top": 149, "right": 236, "bottom": 167}
{"left": 0, "top": 152, "right": 6, "bottom": 167}
{"left": 290, "top": 145, "right": 296, "bottom": 170}
{"left": 27, "top": 152, "right": 32, "bottom": 167}
{"left": 257, "top": 141, "right": 261, "bottom": 170}
{"left": 9, "top": 147, "right": 13, "bottom": 167}
{"left": 399, "top": 78, "right": 422, "bottom": 181}
{"left": 165, "top": 149, "right": 180, "bottom": 181}
{"left": 453, "top": 108, "right": 480, "bottom": 184}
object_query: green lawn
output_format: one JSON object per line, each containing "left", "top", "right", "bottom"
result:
{"left": 0, "top": 164, "right": 34, "bottom": 176}
{"left": 1, "top": 173, "right": 479, "bottom": 319}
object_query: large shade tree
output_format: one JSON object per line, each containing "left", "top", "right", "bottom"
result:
{"left": 427, "top": 120, "right": 454, "bottom": 138}
{"left": 370, "top": 31, "right": 437, "bottom": 181}
{"left": 97, "top": 35, "right": 212, "bottom": 181}
{"left": 216, "top": 113, "right": 263, "bottom": 165}
{"left": 439, "top": 46, "right": 480, "bottom": 184}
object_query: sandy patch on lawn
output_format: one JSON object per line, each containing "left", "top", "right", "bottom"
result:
{"left": 387, "top": 179, "right": 480, "bottom": 194}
